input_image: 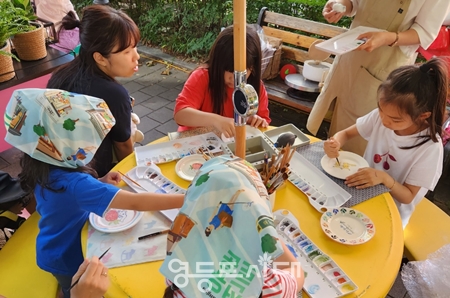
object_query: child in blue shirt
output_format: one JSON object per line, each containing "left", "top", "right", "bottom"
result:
{"left": 4, "top": 89, "right": 183, "bottom": 298}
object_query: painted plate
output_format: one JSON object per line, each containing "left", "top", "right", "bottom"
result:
{"left": 320, "top": 207, "right": 375, "bottom": 245}
{"left": 320, "top": 151, "right": 369, "bottom": 180}
{"left": 89, "top": 209, "right": 144, "bottom": 233}
{"left": 175, "top": 154, "right": 205, "bottom": 181}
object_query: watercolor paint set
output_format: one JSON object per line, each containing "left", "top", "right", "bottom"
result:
{"left": 223, "top": 135, "right": 278, "bottom": 164}
{"left": 135, "top": 132, "right": 227, "bottom": 166}
{"left": 123, "top": 165, "right": 186, "bottom": 221}
{"left": 221, "top": 124, "right": 310, "bottom": 159}
{"left": 221, "top": 124, "right": 310, "bottom": 150}
{"left": 273, "top": 210, "right": 358, "bottom": 297}
{"left": 287, "top": 152, "right": 351, "bottom": 212}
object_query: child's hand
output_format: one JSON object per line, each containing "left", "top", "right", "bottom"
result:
{"left": 99, "top": 172, "right": 122, "bottom": 185}
{"left": 246, "top": 115, "right": 268, "bottom": 128}
{"left": 213, "top": 116, "right": 235, "bottom": 138}
{"left": 345, "top": 168, "right": 383, "bottom": 189}
{"left": 324, "top": 137, "right": 340, "bottom": 158}
{"left": 71, "top": 257, "right": 109, "bottom": 298}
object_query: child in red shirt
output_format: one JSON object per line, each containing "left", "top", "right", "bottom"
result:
{"left": 174, "top": 25, "right": 271, "bottom": 138}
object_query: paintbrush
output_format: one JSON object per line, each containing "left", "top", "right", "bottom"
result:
{"left": 266, "top": 167, "right": 287, "bottom": 188}
{"left": 69, "top": 247, "right": 111, "bottom": 290}
{"left": 263, "top": 152, "right": 269, "bottom": 177}
{"left": 268, "top": 172, "right": 289, "bottom": 194}
{"left": 197, "top": 148, "right": 210, "bottom": 160}
{"left": 118, "top": 171, "right": 145, "bottom": 189}
{"left": 324, "top": 127, "right": 341, "bottom": 167}
{"left": 138, "top": 229, "right": 170, "bottom": 241}
{"left": 205, "top": 146, "right": 214, "bottom": 159}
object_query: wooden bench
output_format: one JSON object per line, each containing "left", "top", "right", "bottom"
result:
{"left": 404, "top": 198, "right": 450, "bottom": 261}
{"left": 257, "top": 7, "right": 347, "bottom": 121}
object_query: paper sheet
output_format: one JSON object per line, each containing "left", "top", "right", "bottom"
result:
{"left": 87, "top": 211, "right": 172, "bottom": 269}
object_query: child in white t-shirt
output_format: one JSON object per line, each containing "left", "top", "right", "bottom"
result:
{"left": 324, "top": 58, "right": 447, "bottom": 228}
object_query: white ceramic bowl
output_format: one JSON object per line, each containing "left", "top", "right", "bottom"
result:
{"left": 302, "top": 60, "right": 331, "bottom": 82}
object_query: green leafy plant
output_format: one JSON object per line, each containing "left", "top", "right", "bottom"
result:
{"left": 139, "top": 1, "right": 232, "bottom": 59}
{"left": 10, "top": 0, "right": 36, "bottom": 20}
{"left": 0, "top": 0, "right": 35, "bottom": 59}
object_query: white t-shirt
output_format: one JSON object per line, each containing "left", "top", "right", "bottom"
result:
{"left": 356, "top": 109, "right": 443, "bottom": 228}
{"left": 349, "top": 0, "right": 450, "bottom": 56}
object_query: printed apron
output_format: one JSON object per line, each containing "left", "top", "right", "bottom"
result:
{"left": 307, "top": 0, "right": 414, "bottom": 155}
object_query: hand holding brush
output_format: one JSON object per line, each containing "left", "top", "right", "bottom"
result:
{"left": 69, "top": 247, "right": 111, "bottom": 291}
{"left": 324, "top": 127, "right": 341, "bottom": 166}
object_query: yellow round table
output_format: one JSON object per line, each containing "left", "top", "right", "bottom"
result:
{"left": 82, "top": 134, "right": 404, "bottom": 298}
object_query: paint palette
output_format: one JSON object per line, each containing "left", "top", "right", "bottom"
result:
{"left": 287, "top": 152, "right": 351, "bottom": 212}
{"left": 263, "top": 123, "right": 310, "bottom": 149}
{"left": 224, "top": 135, "right": 278, "bottom": 164}
{"left": 123, "top": 166, "right": 186, "bottom": 221}
{"left": 135, "top": 132, "right": 226, "bottom": 165}
{"left": 273, "top": 209, "right": 358, "bottom": 297}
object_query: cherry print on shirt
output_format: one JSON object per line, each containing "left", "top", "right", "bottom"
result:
{"left": 373, "top": 151, "right": 397, "bottom": 170}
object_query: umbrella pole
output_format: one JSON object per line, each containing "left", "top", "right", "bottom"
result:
{"left": 233, "top": 0, "right": 246, "bottom": 159}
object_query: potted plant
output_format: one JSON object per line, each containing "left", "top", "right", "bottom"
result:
{"left": 9, "top": 0, "right": 47, "bottom": 61}
{"left": 0, "top": 0, "right": 35, "bottom": 82}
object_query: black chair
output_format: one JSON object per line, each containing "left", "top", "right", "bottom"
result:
{"left": 0, "top": 172, "right": 30, "bottom": 244}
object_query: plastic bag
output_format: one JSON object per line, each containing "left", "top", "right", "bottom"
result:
{"left": 401, "top": 244, "right": 450, "bottom": 298}
{"left": 254, "top": 25, "right": 277, "bottom": 61}
{"left": 252, "top": 24, "right": 283, "bottom": 79}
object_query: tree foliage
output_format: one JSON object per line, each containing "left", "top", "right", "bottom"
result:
{"left": 71, "top": 0, "right": 351, "bottom": 61}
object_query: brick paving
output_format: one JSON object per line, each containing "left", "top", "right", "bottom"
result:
{"left": 1, "top": 45, "right": 448, "bottom": 298}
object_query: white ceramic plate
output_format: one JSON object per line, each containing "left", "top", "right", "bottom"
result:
{"left": 89, "top": 209, "right": 144, "bottom": 233}
{"left": 320, "top": 207, "right": 375, "bottom": 245}
{"left": 315, "top": 26, "right": 384, "bottom": 55}
{"left": 320, "top": 151, "right": 369, "bottom": 179}
{"left": 175, "top": 154, "right": 205, "bottom": 181}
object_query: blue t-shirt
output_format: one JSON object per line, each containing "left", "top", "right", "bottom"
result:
{"left": 35, "top": 169, "right": 120, "bottom": 276}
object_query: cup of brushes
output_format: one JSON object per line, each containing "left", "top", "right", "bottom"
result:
{"left": 260, "top": 142, "right": 296, "bottom": 211}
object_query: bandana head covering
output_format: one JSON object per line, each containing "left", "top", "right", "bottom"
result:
{"left": 4, "top": 88, "right": 115, "bottom": 168}
{"left": 160, "top": 156, "right": 283, "bottom": 298}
